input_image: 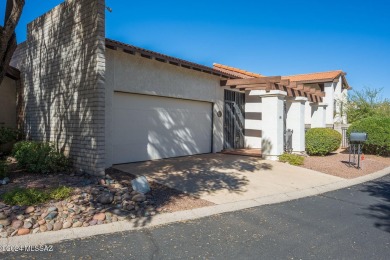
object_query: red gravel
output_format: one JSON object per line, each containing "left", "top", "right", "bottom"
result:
{"left": 302, "top": 151, "right": 390, "bottom": 179}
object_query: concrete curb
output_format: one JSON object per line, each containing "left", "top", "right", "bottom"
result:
{"left": 2, "top": 166, "right": 389, "bottom": 247}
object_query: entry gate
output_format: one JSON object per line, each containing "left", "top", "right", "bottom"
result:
{"left": 224, "top": 90, "right": 245, "bottom": 149}
{"left": 284, "top": 101, "right": 293, "bottom": 153}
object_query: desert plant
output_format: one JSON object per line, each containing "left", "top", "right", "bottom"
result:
{"left": 344, "top": 87, "right": 390, "bottom": 124}
{"left": 2, "top": 188, "right": 50, "bottom": 206}
{"left": 12, "top": 141, "right": 70, "bottom": 173}
{"left": 278, "top": 153, "right": 304, "bottom": 166}
{"left": 306, "top": 128, "right": 342, "bottom": 156}
{"left": 49, "top": 186, "right": 73, "bottom": 200}
{"left": 1, "top": 186, "right": 73, "bottom": 206}
{"left": 347, "top": 117, "right": 390, "bottom": 156}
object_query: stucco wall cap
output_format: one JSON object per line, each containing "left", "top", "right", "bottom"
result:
{"left": 249, "top": 90, "right": 288, "bottom": 97}
{"left": 310, "top": 102, "right": 328, "bottom": 107}
{"left": 286, "top": 96, "right": 308, "bottom": 102}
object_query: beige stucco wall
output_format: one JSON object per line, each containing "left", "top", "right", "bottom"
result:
{"left": 105, "top": 49, "right": 226, "bottom": 167}
{"left": 0, "top": 76, "right": 17, "bottom": 129}
{"left": 244, "top": 93, "right": 262, "bottom": 148}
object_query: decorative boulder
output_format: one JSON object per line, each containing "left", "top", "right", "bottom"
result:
{"left": 131, "top": 176, "right": 150, "bottom": 194}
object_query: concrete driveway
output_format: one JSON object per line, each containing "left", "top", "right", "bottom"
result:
{"left": 113, "top": 154, "right": 343, "bottom": 204}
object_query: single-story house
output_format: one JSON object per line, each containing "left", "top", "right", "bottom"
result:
{"left": 9, "top": 0, "right": 351, "bottom": 176}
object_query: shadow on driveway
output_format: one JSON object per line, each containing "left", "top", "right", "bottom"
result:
{"left": 113, "top": 154, "right": 273, "bottom": 197}
{"left": 360, "top": 178, "right": 390, "bottom": 233}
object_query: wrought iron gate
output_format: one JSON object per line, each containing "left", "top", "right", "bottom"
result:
{"left": 224, "top": 90, "right": 245, "bottom": 149}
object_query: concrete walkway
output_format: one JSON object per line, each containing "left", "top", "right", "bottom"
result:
{"left": 113, "top": 154, "right": 343, "bottom": 204}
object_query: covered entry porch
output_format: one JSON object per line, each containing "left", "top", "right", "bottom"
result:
{"left": 221, "top": 76, "right": 326, "bottom": 159}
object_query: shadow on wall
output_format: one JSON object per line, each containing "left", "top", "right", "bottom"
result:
{"left": 112, "top": 93, "right": 213, "bottom": 164}
{"left": 360, "top": 179, "right": 390, "bottom": 233}
{"left": 261, "top": 138, "right": 273, "bottom": 156}
{"left": 18, "top": 0, "right": 104, "bottom": 174}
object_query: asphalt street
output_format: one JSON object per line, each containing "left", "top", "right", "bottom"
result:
{"left": 2, "top": 175, "right": 390, "bottom": 259}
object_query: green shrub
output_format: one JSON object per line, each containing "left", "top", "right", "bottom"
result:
{"left": 278, "top": 153, "right": 304, "bottom": 166}
{"left": 347, "top": 117, "right": 390, "bottom": 156}
{"left": 0, "top": 127, "right": 19, "bottom": 145}
{"left": 2, "top": 188, "right": 50, "bottom": 206}
{"left": 0, "top": 160, "right": 7, "bottom": 178}
{"left": 1, "top": 186, "right": 73, "bottom": 206}
{"left": 12, "top": 141, "right": 70, "bottom": 173}
{"left": 306, "top": 128, "right": 342, "bottom": 156}
{"left": 49, "top": 186, "right": 73, "bottom": 200}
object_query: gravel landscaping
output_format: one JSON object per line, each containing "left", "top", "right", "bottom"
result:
{"left": 301, "top": 150, "right": 390, "bottom": 179}
{"left": 0, "top": 162, "right": 213, "bottom": 238}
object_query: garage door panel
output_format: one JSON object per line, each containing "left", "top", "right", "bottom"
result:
{"left": 113, "top": 93, "right": 212, "bottom": 164}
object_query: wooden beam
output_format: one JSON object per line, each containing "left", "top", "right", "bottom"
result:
{"left": 221, "top": 76, "right": 282, "bottom": 86}
{"left": 237, "top": 83, "right": 267, "bottom": 90}
{"left": 275, "top": 79, "right": 290, "bottom": 86}
{"left": 293, "top": 78, "right": 336, "bottom": 84}
{"left": 315, "top": 90, "right": 325, "bottom": 97}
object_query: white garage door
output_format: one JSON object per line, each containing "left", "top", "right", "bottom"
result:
{"left": 112, "top": 92, "right": 213, "bottom": 164}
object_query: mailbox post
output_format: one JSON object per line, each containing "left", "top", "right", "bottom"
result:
{"left": 349, "top": 132, "right": 368, "bottom": 169}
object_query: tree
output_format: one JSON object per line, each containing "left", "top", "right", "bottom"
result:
{"left": 0, "top": 0, "right": 25, "bottom": 86}
{"left": 344, "top": 87, "right": 390, "bottom": 123}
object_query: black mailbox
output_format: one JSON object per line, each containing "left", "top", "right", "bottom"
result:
{"left": 350, "top": 132, "right": 368, "bottom": 143}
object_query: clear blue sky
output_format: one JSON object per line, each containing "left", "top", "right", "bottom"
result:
{"left": 2, "top": 0, "right": 390, "bottom": 97}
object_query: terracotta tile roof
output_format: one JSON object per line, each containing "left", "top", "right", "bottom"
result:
{"left": 213, "top": 63, "right": 263, "bottom": 78}
{"left": 282, "top": 70, "right": 345, "bottom": 82}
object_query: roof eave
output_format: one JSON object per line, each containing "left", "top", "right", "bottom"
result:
{"left": 6, "top": 66, "right": 20, "bottom": 80}
{"left": 105, "top": 39, "right": 238, "bottom": 79}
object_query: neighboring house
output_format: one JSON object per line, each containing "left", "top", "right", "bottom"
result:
{"left": 0, "top": 66, "right": 20, "bottom": 129}
{"left": 282, "top": 71, "right": 351, "bottom": 128}
{"left": 214, "top": 64, "right": 351, "bottom": 129}
{"left": 9, "top": 0, "right": 351, "bottom": 176}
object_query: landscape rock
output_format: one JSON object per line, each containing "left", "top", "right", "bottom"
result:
{"left": 89, "top": 219, "right": 97, "bottom": 226}
{"left": 0, "top": 212, "right": 7, "bottom": 220}
{"left": 25, "top": 206, "right": 35, "bottom": 214}
{"left": 97, "top": 192, "right": 114, "bottom": 204}
{"left": 47, "top": 207, "right": 57, "bottom": 213}
{"left": 131, "top": 176, "right": 150, "bottom": 194}
{"left": 11, "top": 220, "right": 23, "bottom": 229}
{"left": 45, "top": 212, "right": 58, "bottom": 220}
{"left": 72, "top": 221, "right": 83, "bottom": 228}
{"left": 93, "top": 213, "right": 106, "bottom": 221}
{"left": 132, "top": 194, "right": 146, "bottom": 202}
{"left": 39, "top": 225, "right": 47, "bottom": 232}
{"left": 46, "top": 223, "right": 53, "bottom": 231}
{"left": 0, "top": 219, "right": 11, "bottom": 226}
{"left": 62, "top": 221, "right": 72, "bottom": 229}
{"left": 53, "top": 222, "right": 62, "bottom": 231}
{"left": 17, "top": 228, "right": 30, "bottom": 236}
{"left": 23, "top": 221, "right": 32, "bottom": 229}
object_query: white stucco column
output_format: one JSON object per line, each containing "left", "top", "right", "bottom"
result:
{"left": 249, "top": 90, "right": 287, "bottom": 160}
{"left": 286, "top": 97, "right": 307, "bottom": 152}
{"left": 310, "top": 103, "right": 328, "bottom": 128}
